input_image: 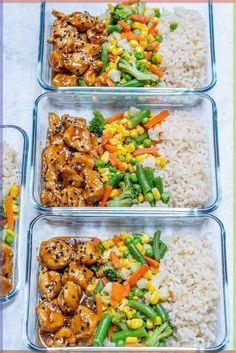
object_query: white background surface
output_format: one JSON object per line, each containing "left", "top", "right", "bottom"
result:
{"left": 2, "top": 3, "right": 234, "bottom": 349}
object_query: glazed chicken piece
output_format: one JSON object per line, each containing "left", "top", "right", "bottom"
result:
{"left": 40, "top": 190, "right": 62, "bottom": 207}
{"left": 0, "top": 276, "right": 12, "bottom": 296}
{"left": 0, "top": 242, "right": 13, "bottom": 278}
{"left": 61, "top": 166, "right": 84, "bottom": 188}
{"left": 42, "top": 145, "right": 68, "bottom": 176}
{"left": 48, "top": 112, "right": 63, "bottom": 135}
{"left": 82, "top": 167, "right": 103, "bottom": 205}
{"left": 44, "top": 169, "right": 60, "bottom": 191}
{"left": 39, "top": 239, "right": 72, "bottom": 270}
{"left": 89, "top": 133, "right": 99, "bottom": 160}
{"left": 87, "top": 23, "right": 107, "bottom": 45}
{"left": 62, "top": 115, "right": 86, "bottom": 129}
{"left": 57, "top": 281, "right": 82, "bottom": 314}
{"left": 75, "top": 242, "right": 101, "bottom": 266}
{"left": 52, "top": 74, "right": 78, "bottom": 87}
{"left": 38, "top": 268, "right": 62, "bottom": 300}
{"left": 83, "top": 60, "right": 103, "bottom": 86}
{"left": 49, "top": 49, "right": 66, "bottom": 73}
{"left": 81, "top": 43, "right": 101, "bottom": 57}
{"left": 48, "top": 25, "right": 78, "bottom": 53}
{"left": 62, "top": 262, "right": 93, "bottom": 290}
{"left": 64, "top": 52, "right": 90, "bottom": 76}
{"left": 69, "top": 152, "right": 95, "bottom": 170}
{"left": 60, "top": 187, "right": 86, "bottom": 207}
{"left": 52, "top": 10, "right": 96, "bottom": 32}
{"left": 71, "top": 305, "right": 99, "bottom": 345}
{"left": 53, "top": 327, "right": 76, "bottom": 347}
{"left": 37, "top": 299, "right": 64, "bottom": 333}
{"left": 63, "top": 125, "right": 92, "bottom": 153}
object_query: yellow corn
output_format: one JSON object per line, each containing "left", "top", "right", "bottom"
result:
{"left": 130, "top": 130, "right": 139, "bottom": 138}
{"left": 126, "top": 153, "right": 132, "bottom": 163}
{"left": 140, "top": 40, "right": 148, "bottom": 49}
{"left": 121, "top": 147, "right": 127, "bottom": 155}
{"left": 145, "top": 281, "right": 156, "bottom": 292}
{"left": 86, "top": 284, "right": 96, "bottom": 294}
{"left": 120, "top": 78, "right": 127, "bottom": 85}
{"left": 109, "top": 62, "right": 117, "bottom": 70}
{"left": 130, "top": 40, "right": 139, "bottom": 48}
{"left": 123, "top": 162, "right": 128, "bottom": 171}
{"left": 103, "top": 299, "right": 110, "bottom": 306}
{"left": 110, "top": 189, "right": 121, "bottom": 199}
{"left": 127, "top": 143, "right": 136, "bottom": 153}
{"left": 119, "top": 246, "right": 127, "bottom": 253}
{"left": 155, "top": 54, "right": 163, "bottom": 63}
{"left": 102, "top": 240, "right": 112, "bottom": 250}
{"left": 136, "top": 243, "right": 145, "bottom": 255}
{"left": 144, "top": 270, "right": 153, "bottom": 280}
{"left": 139, "top": 59, "right": 148, "bottom": 65}
{"left": 10, "top": 185, "right": 20, "bottom": 198}
{"left": 108, "top": 239, "right": 115, "bottom": 247}
{"left": 154, "top": 316, "right": 162, "bottom": 325}
{"left": 152, "top": 188, "right": 161, "bottom": 201}
{"left": 121, "top": 305, "right": 130, "bottom": 314}
{"left": 126, "top": 337, "right": 138, "bottom": 344}
{"left": 128, "top": 164, "right": 134, "bottom": 173}
{"left": 136, "top": 125, "right": 145, "bottom": 135}
{"left": 147, "top": 34, "right": 155, "bottom": 42}
{"left": 108, "top": 45, "right": 116, "bottom": 53}
{"left": 141, "top": 28, "right": 149, "bottom": 36}
{"left": 117, "top": 240, "right": 125, "bottom": 246}
{"left": 146, "top": 319, "right": 154, "bottom": 329}
{"left": 117, "top": 143, "right": 123, "bottom": 150}
{"left": 122, "top": 51, "right": 131, "bottom": 60}
{"left": 108, "top": 4, "right": 114, "bottom": 11}
{"left": 149, "top": 291, "right": 160, "bottom": 305}
{"left": 150, "top": 266, "right": 160, "bottom": 274}
{"left": 132, "top": 296, "right": 139, "bottom": 301}
{"left": 102, "top": 175, "right": 109, "bottom": 183}
{"left": 137, "top": 155, "right": 145, "bottom": 162}
{"left": 132, "top": 22, "right": 142, "bottom": 29}
{"left": 108, "top": 37, "right": 116, "bottom": 45}
{"left": 138, "top": 194, "right": 144, "bottom": 202}
{"left": 129, "top": 319, "right": 143, "bottom": 329}
{"left": 120, "top": 232, "right": 127, "bottom": 240}
{"left": 107, "top": 307, "right": 116, "bottom": 316}
{"left": 135, "top": 45, "right": 144, "bottom": 53}
{"left": 101, "top": 151, "right": 110, "bottom": 164}
{"left": 141, "top": 234, "right": 150, "bottom": 244}
{"left": 112, "top": 48, "right": 123, "bottom": 56}
{"left": 159, "top": 156, "right": 167, "bottom": 168}
{"left": 127, "top": 310, "right": 134, "bottom": 319}
{"left": 122, "top": 259, "right": 130, "bottom": 269}
{"left": 121, "top": 298, "right": 128, "bottom": 305}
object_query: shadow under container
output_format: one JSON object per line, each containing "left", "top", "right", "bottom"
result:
{"left": 31, "top": 92, "right": 221, "bottom": 215}
{"left": 0, "top": 125, "right": 28, "bottom": 303}
{"left": 24, "top": 213, "right": 229, "bottom": 351}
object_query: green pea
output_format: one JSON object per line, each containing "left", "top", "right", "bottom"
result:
{"left": 130, "top": 157, "right": 137, "bottom": 165}
{"left": 133, "top": 237, "right": 141, "bottom": 245}
{"left": 129, "top": 173, "right": 138, "bottom": 184}
{"left": 4, "top": 235, "right": 13, "bottom": 245}
{"left": 142, "top": 117, "right": 149, "bottom": 125}
{"left": 128, "top": 291, "right": 135, "bottom": 300}
{"left": 135, "top": 52, "right": 145, "bottom": 60}
{"left": 124, "top": 74, "right": 132, "bottom": 82}
{"left": 116, "top": 340, "right": 125, "bottom": 347}
{"left": 158, "top": 341, "right": 166, "bottom": 347}
{"left": 134, "top": 288, "right": 143, "bottom": 298}
{"left": 145, "top": 248, "right": 154, "bottom": 258}
{"left": 151, "top": 54, "right": 157, "bottom": 65}
{"left": 95, "top": 159, "right": 105, "bottom": 168}
{"left": 161, "top": 193, "right": 170, "bottom": 204}
{"left": 109, "top": 166, "right": 117, "bottom": 173}
{"left": 123, "top": 249, "right": 130, "bottom": 258}
{"left": 98, "top": 243, "right": 105, "bottom": 253}
{"left": 145, "top": 192, "right": 154, "bottom": 203}
{"left": 143, "top": 139, "right": 152, "bottom": 148}
{"left": 139, "top": 63, "right": 147, "bottom": 72}
{"left": 124, "top": 236, "right": 133, "bottom": 246}
{"left": 154, "top": 9, "right": 161, "bottom": 18}
{"left": 155, "top": 34, "right": 163, "bottom": 43}
{"left": 118, "top": 155, "right": 125, "bottom": 162}
{"left": 170, "top": 22, "right": 178, "bottom": 31}
{"left": 133, "top": 184, "right": 142, "bottom": 194}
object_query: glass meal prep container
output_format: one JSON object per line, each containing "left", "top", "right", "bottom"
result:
{"left": 31, "top": 92, "right": 221, "bottom": 215}
{"left": 38, "top": 1, "right": 216, "bottom": 93}
{"left": 24, "top": 213, "right": 229, "bottom": 351}
{"left": 0, "top": 125, "right": 28, "bottom": 303}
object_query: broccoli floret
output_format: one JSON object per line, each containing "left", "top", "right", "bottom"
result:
{"left": 111, "top": 4, "right": 135, "bottom": 22}
{"left": 88, "top": 111, "right": 106, "bottom": 137}
{"left": 135, "top": 1, "right": 146, "bottom": 15}
{"left": 118, "top": 58, "right": 160, "bottom": 83}
{"left": 106, "top": 186, "right": 138, "bottom": 207}
{"left": 112, "top": 311, "right": 128, "bottom": 330}
{"left": 102, "top": 265, "right": 120, "bottom": 282}
{"left": 145, "top": 322, "right": 173, "bottom": 347}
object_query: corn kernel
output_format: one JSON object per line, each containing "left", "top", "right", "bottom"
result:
{"left": 136, "top": 155, "right": 145, "bottom": 163}
{"left": 102, "top": 175, "right": 109, "bottom": 183}
{"left": 101, "top": 151, "right": 110, "bottom": 164}
{"left": 108, "top": 37, "right": 116, "bottom": 45}
{"left": 117, "top": 240, "right": 125, "bottom": 247}
{"left": 146, "top": 319, "right": 154, "bottom": 329}
{"left": 141, "top": 28, "right": 149, "bottom": 36}
{"left": 130, "top": 40, "right": 139, "bottom": 48}
{"left": 121, "top": 305, "right": 130, "bottom": 314}
{"left": 154, "top": 316, "right": 162, "bottom": 325}
{"left": 152, "top": 188, "right": 161, "bottom": 201}
{"left": 145, "top": 282, "right": 156, "bottom": 292}
{"left": 108, "top": 45, "right": 116, "bottom": 53}
{"left": 144, "top": 270, "right": 153, "bottom": 280}
{"left": 86, "top": 284, "right": 96, "bottom": 294}
{"left": 155, "top": 54, "right": 163, "bottom": 63}
{"left": 127, "top": 310, "right": 134, "bottom": 319}
{"left": 108, "top": 239, "right": 115, "bottom": 247}
{"left": 159, "top": 156, "right": 167, "bottom": 168}
{"left": 149, "top": 112, "right": 155, "bottom": 119}
{"left": 123, "top": 130, "right": 130, "bottom": 137}
{"left": 108, "top": 4, "right": 114, "bottom": 11}
{"left": 126, "top": 337, "right": 138, "bottom": 344}
{"left": 112, "top": 48, "right": 123, "bottom": 56}
{"left": 107, "top": 307, "right": 116, "bottom": 316}
{"left": 138, "top": 194, "right": 144, "bottom": 202}
{"left": 156, "top": 157, "right": 161, "bottom": 167}
{"left": 150, "top": 266, "right": 159, "bottom": 274}
{"left": 119, "top": 245, "right": 127, "bottom": 253}
{"left": 130, "top": 130, "right": 139, "bottom": 138}
{"left": 116, "top": 125, "right": 124, "bottom": 133}
{"left": 122, "top": 52, "right": 131, "bottom": 60}
{"left": 128, "top": 164, "right": 134, "bottom": 173}
{"left": 120, "top": 232, "right": 127, "bottom": 240}
{"left": 141, "top": 234, "right": 150, "bottom": 244}
{"left": 136, "top": 125, "right": 145, "bottom": 135}
{"left": 10, "top": 185, "right": 20, "bottom": 198}
{"left": 147, "top": 34, "right": 155, "bottom": 42}
{"left": 121, "top": 147, "right": 127, "bottom": 155}
{"left": 135, "top": 45, "right": 144, "bottom": 53}
{"left": 133, "top": 296, "right": 139, "bottom": 301}
{"left": 122, "top": 259, "right": 130, "bottom": 269}
{"left": 117, "top": 143, "right": 123, "bottom": 150}
{"left": 102, "top": 240, "right": 111, "bottom": 250}
{"left": 125, "top": 153, "right": 132, "bottom": 163}
{"left": 120, "top": 78, "right": 127, "bottom": 85}
{"left": 123, "top": 162, "right": 128, "bottom": 171}
{"left": 109, "top": 62, "right": 117, "bottom": 70}
{"left": 129, "top": 319, "right": 143, "bottom": 329}
{"left": 139, "top": 59, "right": 148, "bottom": 65}
{"left": 132, "top": 22, "right": 142, "bottom": 29}
{"left": 110, "top": 189, "right": 121, "bottom": 199}
{"left": 140, "top": 40, "right": 148, "bottom": 49}
{"left": 6, "top": 229, "right": 16, "bottom": 238}
{"left": 127, "top": 143, "right": 136, "bottom": 153}
{"left": 149, "top": 291, "right": 160, "bottom": 305}
{"left": 136, "top": 243, "right": 145, "bottom": 255}
{"left": 103, "top": 299, "right": 110, "bottom": 306}
{"left": 121, "top": 298, "right": 128, "bottom": 305}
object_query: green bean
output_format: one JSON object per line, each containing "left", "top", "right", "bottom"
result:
{"left": 92, "top": 279, "right": 104, "bottom": 301}
{"left": 93, "top": 314, "right": 112, "bottom": 346}
{"left": 144, "top": 167, "right": 155, "bottom": 188}
{"left": 136, "top": 164, "right": 151, "bottom": 195}
{"left": 154, "top": 177, "right": 163, "bottom": 194}
{"left": 153, "top": 230, "right": 161, "bottom": 261}
{"left": 128, "top": 243, "right": 146, "bottom": 264}
{"left": 160, "top": 242, "right": 168, "bottom": 259}
{"left": 135, "top": 131, "right": 149, "bottom": 144}
{"left": 161, "top": 193, "right": 170, "bottom": 204}
{"left": 107, "top": 173, "right": 124, "bottom": 187}
{"left": 154, "top": 303, "right": 169, "bottom": 322}
{"left": 100, "top": 46, "right": 109, "bottom": 73}
{"left": 128, "top": 300, "right": 157, "bottom": 320}
{"left": 128, "top": 108, "right": 151, "bottom": 128}
{"left": 112, "top": 327, "right": 147, "bottom": 342}
{"left": 119, "top": 79, "right": 146, "bottom": 87}
{"left": 107, "top": 24, "right": 123, "bottom": 33}
{"left": 124, "top": 173, "right": 132, "bottom": 186}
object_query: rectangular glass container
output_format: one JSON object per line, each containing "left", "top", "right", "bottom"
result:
{"left": 31, "top": 92, "right": 221, "bottom": 215}
{"left": 0, "top": 125, "right": 28, "bottom": 303}
{"left": 38, "top": 1, "right": 216, "bottom": 93}
{"left": 24, "top": 213, "right": 229, "bottom": 351}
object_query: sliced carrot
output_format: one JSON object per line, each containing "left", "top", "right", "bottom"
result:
{"left": 144, "top": 109, "right": 170, "bottom": 129}
{"left": 122, "top": 31, "right": 136, "bottom": 41}
{"left": 110, "top": 251, "right": 122, "bottom": 269}
{"left": 147, "top": 63, "right": 164, "bottom": 77}
{"left": 148, "top": 20, "right": 158, "bottom": 34}
{"left": 103, "top": 73, "right": 115, "bottom": 87}
{"left": 147, "top": 41, "right": 160, "bottom": 51}
{"left": 98, "top": 144, "right": 105, "bottom": 155}
{"left": 111, "top": 282, "right": 123, "bottom": 303}
{"left": 118, "top": 20, "right": 131, "bottom": 32}
{"left": 112, "top": 234, "right": 120, "bottom": 244}
{"left": 116, "top": 160, "right": 126, "bottom": 172}
{"left": 108, "top": 54, "right": 117, "bottom": 62}
{"left": 144, "top": 256, "right": 160, "bottom": 269}
{"left": 98, "top": 185, "right": 113, "bottom": 207}
{"left": 122, "top": 281, "right": 131, "bottom": 297}
{"left": 95, "top": 294, "right": 103, "bottom": 319}
{"left": 108, "top": 324, "right": 117, "bottom": 341}
{"left": 122, "top": 0, "right": 137, "bottom": 5}
{"left": 149, "top": 28, "right": 159, "bottom": 36}
{"left": 102, "top": 277, "right": 108, "bottom": 286}
{"left": 6, "top": 195, "right": 14, "bottom": 230}
{"left": 131, "top": 14, "right": 148, "bottom": 24}
{"left": 109, "top": 153, "right": 126, "bottom": 171}
{"left": 102, "top": 131, "right": 113, "bottom": 145}
{"left": 145, "top": 51, "right": 152, "bottom": 60}
{"left": 106, "top": 112, "right": 124, "bottom": 124}
{"left": 128, "top": 264, "right": 149, "bottom": 286}
{"left": 133, "top": 147, "right": 158, "bottom": 157}
{"left": 92, "top": 237, "right": 101, "bottom": 247}
{"left": 104, "top": 144, "right": 118, "bottom": 153}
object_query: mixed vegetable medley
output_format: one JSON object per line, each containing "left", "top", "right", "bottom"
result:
{"left": 37, "top": 231, "right": 173, "bottom": 347}
{"left": 0, "top": 185, "right": 20, "bottom": 295}
{"left": 49, "top": 1, "right": 179, "bottom": 87}
{"left": 40, "top": 106, "right": 170, "bottom": 208}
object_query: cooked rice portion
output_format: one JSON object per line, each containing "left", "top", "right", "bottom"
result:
{"left": 160, "top": 234, "right": 218, "bottom": 347}
{"left": 158, "top": 8, "right": 208, "bottom": 88}
{"left": 1, "top": 142, "right": 19, "bottom": 197}
{"left": 149, "top": 111, "right": 210, "bottom": 208}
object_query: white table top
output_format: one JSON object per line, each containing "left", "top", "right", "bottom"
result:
{"left": 2, "top": 2, "right": 234, "bottom": 349}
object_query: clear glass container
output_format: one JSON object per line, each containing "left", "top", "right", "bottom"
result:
{"left": 31, "top": 92, "right": 221, "bottom": 215}
{"left": 0, "top": 125, "right": 29, "bottom": 303}
{"left": 38, "top": 1, "right": 216, "bottom": 93}
{"left": 24, "top": 213, "right": 229, "bottom": 351}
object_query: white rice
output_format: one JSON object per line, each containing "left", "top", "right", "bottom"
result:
{"left": 1, "top": 142, "right": 19, "bottom": 197}
{"left": 148, "top": 111, "right": 210, "bottom": 208}
{"left": 159, "top": 234, "right": 218, "bottom": 347}
{"left": 158, "top": 8, "right": 208, "bottom": 88}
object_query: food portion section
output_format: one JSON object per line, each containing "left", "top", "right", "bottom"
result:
{"left": 35, "top": 230, "right": 219, "bottom": 348}
{"left": 48, "top": 1, "right": 207, "bottom": 88}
